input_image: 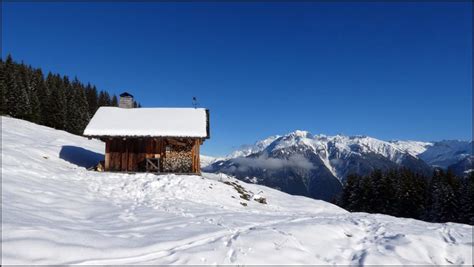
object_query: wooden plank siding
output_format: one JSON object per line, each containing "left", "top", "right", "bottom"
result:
{"left": 104, "top": 141, "right": 111, "bottom": 170}
{"left": 196, "top": 139, "right": 201, "bottom": 173}
{"left": 103, "top": 137, "right": 201, "bottom": 173}
{"left": 121, "top": 139, "right": 128, "bottom": 172}
{"left": 191, "top": 139, "right": 201, "bottom": 174}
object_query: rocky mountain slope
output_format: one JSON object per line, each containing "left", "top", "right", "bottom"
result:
{"left": 206, "top": 131, "right": 471, "bottom": 201}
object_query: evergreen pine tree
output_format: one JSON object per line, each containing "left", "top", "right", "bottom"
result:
{"left": 43, "top": 72, "right": 57, "bottom": 127}
{"left": 16, "top": 63, "right": 33, "bottom": 119}
{"left": 427, "top": 169, "right": 461, "bottom": 223}
{"left": 367, "top": 169, "right": 384, "bottom": 213}
{"left": 338, "top": 168, "right": 469, "bottom": 224}
{"left": 458, "top": 173, "right": 474, "bottom": 224}
{"left": 33, "top": 69, "right": 49, "bottom": 124}
{"left": 411, "top": 171, "right": 428, "bottom": 220}
{"left": 0, "top": 57, "right": 6, "bottom": 115}
{"left": 72, "top": 78, "right": 90, "bottom": 134}
{"left": 0, "top": 55, "right": 122, "bottom": 135}
{"left": 64, "top": 78, "right": 91, "bottom": 134}
{"left": 85, "top": 84, "right": 98, "bottom": 117}
{"left": 3, "top": 55, "right": 16, "bottom": 116}
{"left": 24, "top": 65, "right": 41, "bottom": 123}
{"left": 440, "top": 170, "right": 461, "bottom": 223}
{"left": 105, "top": 91, "right": 112, "bottom": 106}
{"left": 438, "top": 182, "right": 458, "bottom": 223}
{"left": 98, "top": 90, "right": 111, "bottom": 107}
{"left": 380, "top": 169, "right": 397, "bottom": 215}
{"left": 111, "top": 95, "right": 118, "bottom": 106}
{"left": 4, "top": 57, "right": 31, "bottom": 119}
{"left": 426, "top": 169, "right": 444, "bottom": 222}
{"left": 340, "top": 174, "right": 358, "bottom": 211}
{"left": 358, "top": 174, "right": 374, "bottom": 212}
{"left": 347, "top": 173, "right": 364, "bottom": 212}
{"left": 395, "top": 169, "right": 426, "bottom": 219}
{"left": 64, "top": 76, "right": 78, "bottom": 133}
{"left": 48, "top": 74, "right": 67, "bottom": 129}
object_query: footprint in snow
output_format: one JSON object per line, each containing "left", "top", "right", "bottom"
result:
{"left": 119, "top": 209, "right": 138, "bottom": 223}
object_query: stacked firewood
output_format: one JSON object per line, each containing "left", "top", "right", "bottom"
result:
{"left": 163, "top": 141, "right": 193, "bottom": 172}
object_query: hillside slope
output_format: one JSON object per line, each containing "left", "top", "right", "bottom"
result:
{"left": 391, "top": 140, "right": 473, "bottom": 170}
{"left": 2, "top": 116, "right": 472, "bottom": 265}
{"left": 205, "top": 131, "right": 433, "bottom": 201}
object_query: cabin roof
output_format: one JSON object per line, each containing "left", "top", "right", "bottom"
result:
{"left": 83, "top": 107, "right": 209, "bottom": 138}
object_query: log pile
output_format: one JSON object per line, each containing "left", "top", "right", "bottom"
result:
{"left": 163, "top": 141, "right": 193, "bottom": 173}
{"left": 89, "top": 160, "right": 105, "bottom": 172}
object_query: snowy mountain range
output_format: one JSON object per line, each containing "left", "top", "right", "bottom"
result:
{"left": 205, "top": 130, "right": 472, "bottom": 201}
{"left": 2, "top": 116, "right": 472, "bottom": 265}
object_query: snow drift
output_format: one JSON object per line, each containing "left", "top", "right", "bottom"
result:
{"left": 1, "top": 116, "right": 472, "bottom": 265}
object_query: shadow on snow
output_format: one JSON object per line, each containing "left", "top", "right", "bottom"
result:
{"left": 59, "top": 145, "right": 103, "bottom": 169}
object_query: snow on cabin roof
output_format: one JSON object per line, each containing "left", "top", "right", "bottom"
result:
{"left": 83, "top": 107, "right": 209, "bottom": 138}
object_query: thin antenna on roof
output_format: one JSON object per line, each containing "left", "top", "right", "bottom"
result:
{"left": 192, "top": 97, "right": 198, "bottom": 108}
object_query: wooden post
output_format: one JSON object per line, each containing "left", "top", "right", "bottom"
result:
{"left": 128, "top": 139, "right": 137, "bottom": 172}
{"left": 111, "top": 139, "right": 116, "bottom": 171}
{"left": 105, "top": 140, "right": 111, "bottom": 171}
{"left": 196, "top": 139, "right": 201, "bottom": 174}
{"left": 137, "top": 138, "right": 145, "bottom": 171}
{"left": 191, "top": 139, "right": 196, "bottom": 173}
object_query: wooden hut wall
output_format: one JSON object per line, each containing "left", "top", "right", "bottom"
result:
{"left": 104, "top": 137, "right": 201, "bottom": 173}
{"left": 105, "top": 138, "right": 160, "bottom": 172}
{"left": 191, "top": 139, "right": 201, "bottom": 173}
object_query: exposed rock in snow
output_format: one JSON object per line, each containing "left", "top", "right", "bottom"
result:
{"left": 2, "top": 117, "right": 472, "bottom": 265}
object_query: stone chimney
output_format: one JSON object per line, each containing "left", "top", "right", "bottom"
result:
{"left": 119, "top": 92, "right": 134, "bottom": 108}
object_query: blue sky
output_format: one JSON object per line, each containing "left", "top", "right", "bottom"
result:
{"left": 2, "top": 2, "right": 472, "bottom": 156}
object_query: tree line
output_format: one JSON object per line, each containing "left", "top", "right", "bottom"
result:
{"left": 1, "top": 54, "right": 140, "bottom": 135}
{"left": 338, "top": 168, "right": 474, "bottom": 225}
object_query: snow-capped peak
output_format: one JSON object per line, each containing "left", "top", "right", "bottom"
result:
{"left": 388, "top": 140, "right": 433, "bottom": 157}
{"left": 226, "top": 135, "right": 281, "bottom": 159}
{"left": 287, "top": 130, "right": 313, "bottom": 138}
{"left": 236, "top": 131, "right": 410, "bottom": 164}
{"left": 226, "top": 130, "right": 472, "bottom": 167}
{"left": 327, "top": 135, "right": 407, "bottom": 162}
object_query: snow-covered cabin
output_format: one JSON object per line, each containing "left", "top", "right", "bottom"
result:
{"left": 83, "top": 94, "right": 210, "bottom": 173}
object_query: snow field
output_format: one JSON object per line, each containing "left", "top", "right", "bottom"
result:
{"left": 2, "top": 116, "right": 473, "bottom": 265}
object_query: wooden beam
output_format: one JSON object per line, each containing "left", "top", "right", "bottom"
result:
{"left": 191, "top": 140, "right": 194, "bottom": 173}
{"left": 121, "top": 139, "right": 128, "bottom": 172}
{"left": 196, "top": 140, "right": 201, "bottom": 174}
{"left": 105, "top": 140, "right": 111, "bottom": 171}
{"left": 127, "top": 139, "right": 133, "bottom": 171}
{"left": 167, "top": 138, "right": 187, "bottom": 147}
